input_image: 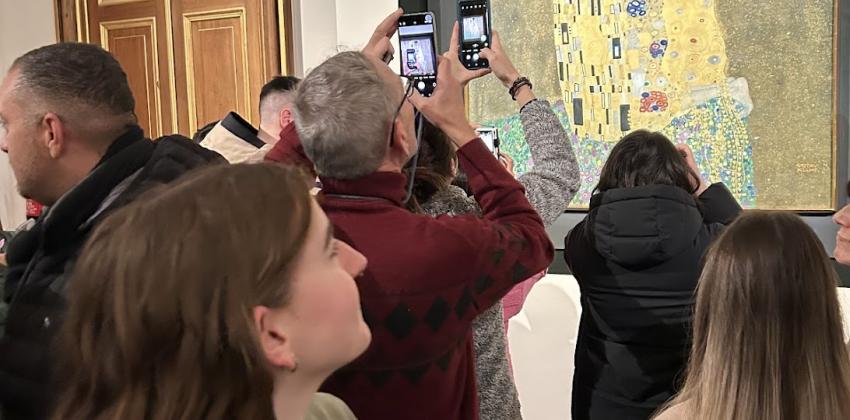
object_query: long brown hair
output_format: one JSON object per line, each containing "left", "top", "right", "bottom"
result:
{"left": 663, "top": 211, "right": 850, "bottom": 420}
{"left": 51, "top": 164, "right": 314, "bottom": 420}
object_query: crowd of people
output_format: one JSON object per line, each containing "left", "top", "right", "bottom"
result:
{"left": 0, "top": 7, "right": 849, "bottom": 420}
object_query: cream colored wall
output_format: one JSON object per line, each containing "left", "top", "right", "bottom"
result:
{"left": 0, "top": 0, "right": 56, "bottom": 229}
{"left": 293, "top": 0, "right": 398, "bottom": 74}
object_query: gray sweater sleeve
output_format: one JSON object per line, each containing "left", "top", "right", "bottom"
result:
{"left": 516, "top": 99, "right": 581, "bottom": 225}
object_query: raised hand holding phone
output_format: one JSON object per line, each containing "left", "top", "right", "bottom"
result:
{"left": 457, "top": 0, "right": 492, "bottom": 69}
{"left": 478, "top": 31, "right": 535, "bottom": 105}
{"left": 409, "top": 57, "right": 477, "bottom": 147}
{"left": 447, "top": 22, "right": 491, "bottom": 86}
{"left": 363, "top": 8, "right": 403, "bottom": 63}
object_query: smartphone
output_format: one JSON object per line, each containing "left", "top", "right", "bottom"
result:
{"left": 476, "top": 127, "right": 499, "bottom": 156}
{"left": 458, "top": 0, "right": 492, "bottom": 70}
{"left": 398, "top": 12, "right": 438, "bottom": 97}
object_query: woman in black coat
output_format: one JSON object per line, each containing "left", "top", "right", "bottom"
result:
{"left": 565, "top": 130, "right": 742, "bottom": 420}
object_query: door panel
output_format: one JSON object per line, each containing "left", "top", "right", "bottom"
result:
{"left": 84, "top": 0, "right": 177, "bottom": 138}
{"left": 172, "top": 0, "right": 278, "bottom": 134}
{"left": 182, "top": 9, "right": 250, "bottom": 132}
{"left": 101, "top": 20, "right": 164, "bottom": 136}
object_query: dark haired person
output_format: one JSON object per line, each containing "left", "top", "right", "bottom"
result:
{"left": 259, "top": 75, "right": 301, "bottom": 143}
{"left": 200, "top": 76, "right": 301, "bottom": 164}
{"left": 0, "top": 43, "right": 222, "bottom": 419}
{"left": 565, "top": 130, "right": 741, "bottom": 420}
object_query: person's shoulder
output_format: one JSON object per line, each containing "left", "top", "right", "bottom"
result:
{"left": 305, "top": 393, "right": 358, "bottom": 420}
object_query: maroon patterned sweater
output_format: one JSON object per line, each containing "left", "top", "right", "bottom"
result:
{"left": 267, "top": 129, "right": 554, "bottom": 419}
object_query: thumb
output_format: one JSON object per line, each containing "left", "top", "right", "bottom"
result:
{"left": 407, "top": 88, "right": 429, "bottom": 111}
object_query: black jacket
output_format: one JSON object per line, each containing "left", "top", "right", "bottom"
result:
{"left": 0, "top": 126, "right": 224, "bottom": 420}
{"left": 565, "top": 183, "right": 741, "bottom": 420}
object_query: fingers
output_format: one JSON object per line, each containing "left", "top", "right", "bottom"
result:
{"left": 479, "top": 48, "right": 493, "bottom": 61}
{"left": 491, "top": 30, "right": 503, "bottom": 52}
{"left": 469, "top": 68, "right": 492, "bottom": 80}
{"left": 374, "top": 8, "right": 403, "bottom": 40}
{"left": 449, "top": 21, "right": 460, "bottom": 55}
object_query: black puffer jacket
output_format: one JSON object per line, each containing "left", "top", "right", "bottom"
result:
{"left": 0, "top": 126, "right": 224, "bottom": 420}
{"left": 565, "top": 183, "right": 741, "bottom": 420}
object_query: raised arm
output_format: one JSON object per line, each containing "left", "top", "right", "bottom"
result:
{"left": 480, "top": 32, "right": 580, "bottom": 225}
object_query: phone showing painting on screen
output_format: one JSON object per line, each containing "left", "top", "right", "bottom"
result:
{"left": 457, "top": 0, "right": 492, "bottom": 69}
{"left": 398, "top": 12, "right": 438, "bottom": 97}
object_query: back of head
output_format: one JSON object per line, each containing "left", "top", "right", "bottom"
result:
{"left": 293, "top": 51, "right": 394, "bottom": 179}
{"left": 52, "top": 164, "right": 313, "bottom": 420}
{"left": 673, "top": 211, "right": 850, "bottom": 420}
{"left": 596, "top": 130, "right": 696, "bottom": 194}
{"left": 259, "top": 76, "right": 300, "bottom": 126}
{"left": 12, "top": 43, "right": 136, "bottom": 132}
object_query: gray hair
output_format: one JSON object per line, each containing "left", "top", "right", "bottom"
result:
{"left": 293, "top": 51, "right": 395, "bottom": 179}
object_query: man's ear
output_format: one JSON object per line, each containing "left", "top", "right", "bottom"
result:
{"left": 42, "top": 113, "right": 65, "bottom": 159}
{"left": 253, "top": 306, "right": 298, "bottom": 371}
{"left": 279, "top": 108, "right": 294, "bottom": 131}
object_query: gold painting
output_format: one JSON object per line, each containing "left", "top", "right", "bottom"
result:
{"left": 469, "top": 0, "right": 841, "bottom": 210}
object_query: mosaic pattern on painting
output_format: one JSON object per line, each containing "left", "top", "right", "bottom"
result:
{"left": 472, "top": 0, "right": 836, "bottom": 210}
{"left": 483, "top": 97, "right": 756, "bottom": 206}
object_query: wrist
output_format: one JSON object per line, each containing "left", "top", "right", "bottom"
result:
{"left": 502, "top": 72, "right": 521, "bottom": 88}
{"left": 515, "top": 86, "right": 535, "bottom": 107}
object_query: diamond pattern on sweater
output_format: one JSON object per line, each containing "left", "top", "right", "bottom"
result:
{"left": 454, "top": 287, "right": 473, "bottom": 319}
{"left": 424, "top": 297, "right": 450, "bottom": 332}
{"left": 474, "top": 275, "right": 494, "bottom": 294}
{"left": 511, "top": 263, "right": 530, "bottom": 282}
{"left": 490, "top": 249, "right": 506, "bottom": 265}
{"left": 402, "top": 364, "right": 430, "bottom": 385}
{"left": 385, "top": 303, "right": 417, "bottom": 340}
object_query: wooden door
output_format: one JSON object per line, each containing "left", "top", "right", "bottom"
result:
{"left": 81, "top": 0, "right": 178, "bottom": 139}
{"left": 57, "top": 0, "right": 287, "bottom": 137}
{"left": 171, "top": 0, "right": 279, "bottom": 134}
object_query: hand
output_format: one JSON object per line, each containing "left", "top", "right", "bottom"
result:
{"left": 676, "top": 143, "right": 709, "bottom": 196}
{"left": 362, "top": 8, "right": 403, "bottom": 63}
{"left": 447, "top": 22, "right": 491, "bottom": 85}
{"left": 409, "top": 57, "right": 477, "bottom": 147}
{"left": 0, "top": 253, "right": 6, "bottom": 267}
{"left": 498, "top": 152, "right": 515, "bottom": 176}
{"left": 478, "top": 31, "right": 521, "bottom": 88}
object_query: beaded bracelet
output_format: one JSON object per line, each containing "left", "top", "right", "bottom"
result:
{"left": 509, "top": 77, "right": 533, "bottom": 101}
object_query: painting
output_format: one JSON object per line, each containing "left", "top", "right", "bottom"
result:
{"left": 468, "top": 0, "right": 842, "bottom": 210}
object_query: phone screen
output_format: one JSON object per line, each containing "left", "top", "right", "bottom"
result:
{"left": 398, "top": 13, "right": 437, "bottom": 96}
{"left": 476, "top": 127, "right": 499, "bottom": 155}
{"left": 458, "top": 1, "right": 491, "bottom": 69}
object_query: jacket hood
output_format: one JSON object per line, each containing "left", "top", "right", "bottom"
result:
{"left": 588, "top": 185, "right": 703, "bottom": 268}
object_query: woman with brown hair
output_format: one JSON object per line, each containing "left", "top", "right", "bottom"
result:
{"left": 50, "top": 164, "right": 371, "bottom": 420}
{"left": 655, "top": 212, "right": 850, "bottom": 420}
{"left": 566, "top": 130, "right": 742, "bottom": 419}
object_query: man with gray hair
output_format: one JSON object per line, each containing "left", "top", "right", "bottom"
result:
{"left": 271, "top": 9, "right": 554, "bottom": 420}
{"left": 0, "top": 43, "right": 222, "bottom": 419}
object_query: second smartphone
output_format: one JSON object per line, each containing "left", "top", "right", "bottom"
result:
{"left": 398, "top": 12, "right": 438, "bottom": 97}
{"left": 458, "top": 0, "right": 492, "bottom": 70}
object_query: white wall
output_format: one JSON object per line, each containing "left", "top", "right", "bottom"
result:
{"left": 0, "top": 0, "right": 56, "bottom": 229}
{"left": 293, "top": 0, "right": 397, "bottom": 75}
